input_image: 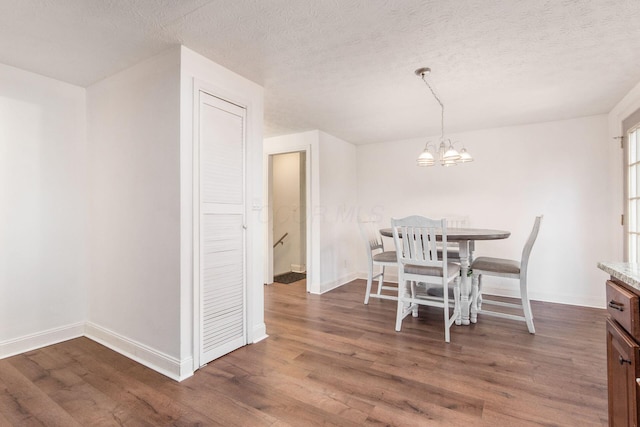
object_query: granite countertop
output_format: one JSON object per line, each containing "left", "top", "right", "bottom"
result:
{"left": 598, "top": 262, "right": 640, "bottom": 291}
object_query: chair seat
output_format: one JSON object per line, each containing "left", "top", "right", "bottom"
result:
{"left": 472, "top": 256, "right": 520, "bottom": 275}
{"left": 405, "top": 262, "right": 460, "bottom": 279}
{"left": 373, "top": 251, "right": 397, "bottom": 263}
{"left": 359, "top": 218, "right": 398, "bottom": 305}
{"left": 470, "top": 216, "right": 542, "bottom": 335}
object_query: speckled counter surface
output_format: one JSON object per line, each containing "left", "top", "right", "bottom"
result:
{"left": 598, "top": 262, "right": 640, "bottom": 291}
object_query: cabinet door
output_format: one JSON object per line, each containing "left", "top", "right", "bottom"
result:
{"left": 607, "top": 318, "right": 640, "bottom": 426}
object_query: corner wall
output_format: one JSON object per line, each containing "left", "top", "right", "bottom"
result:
{"left": 0, "top": 63, "right": 87, "bottom": 357}
{"left": 3, "top": 45, "right": 265, "bottom": 380}
{"left": 86, "top": 48, "right": 183, "bottom": 378}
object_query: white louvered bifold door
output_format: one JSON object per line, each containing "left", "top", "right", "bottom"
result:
{"left": 198, "top": 91, "right": 246, "bottom": 366}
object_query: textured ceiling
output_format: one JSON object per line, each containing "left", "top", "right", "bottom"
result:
{"left": 1, "top": 0, "right": 639, "bottom": 144}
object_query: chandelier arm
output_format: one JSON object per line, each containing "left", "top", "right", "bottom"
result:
{"left": 419, "top": 75, "right": 445, "bottom": 141}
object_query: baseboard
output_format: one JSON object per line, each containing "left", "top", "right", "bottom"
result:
{"left": 0, "top": 322, "right": 85, "bottom": 359}
{"left": 317, "top": 272, "right": 359, "bottom": 294}
{"left": 291, "top": 264, "right": 306, "bottom": 273}
{"left": 356, "top": 271, "right": 399, "bottom": 283}
{"left": 481, "top": 285, "right": 605, "bottom": 309}
{"left": 251, "top": 323, "right": 268, "bottom": 343}
{"left": 84, "top": 322, "right": 193, "bottom": 382}
{"left": 355, "top": 273, "right": 605, "bottom": 309}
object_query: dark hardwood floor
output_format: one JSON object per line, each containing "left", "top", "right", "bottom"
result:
{"left": 0, "top": 279, "right": 608, "bottom": 426}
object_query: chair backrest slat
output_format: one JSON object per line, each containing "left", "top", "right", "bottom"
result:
{"left": 392, "top": 215, "right": 447, "bottom": 268}
{"left": 358, "top": 217, "right": 384, "bottom": 253}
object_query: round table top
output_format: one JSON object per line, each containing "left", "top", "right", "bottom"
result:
{"left": 379, "top": 227, "right": 510, "bottom": 241}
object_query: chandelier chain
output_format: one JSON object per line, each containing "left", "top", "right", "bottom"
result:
{"left": 419, "top": 75, "right": 445, "bottom": 141}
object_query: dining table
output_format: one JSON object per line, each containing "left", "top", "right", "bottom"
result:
{"left": 379, "top": 227, "right": 511, "bottom": 325}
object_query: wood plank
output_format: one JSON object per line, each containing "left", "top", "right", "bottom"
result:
{"left": 0, "top": 278, "right": 608, "bottom": 425}
{"left": 0, "top": 359, "right": 82, "bottom": 426}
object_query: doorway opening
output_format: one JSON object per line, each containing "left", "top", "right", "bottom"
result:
{"left": 267, "top": 151, "right": 308, "bottom": 288}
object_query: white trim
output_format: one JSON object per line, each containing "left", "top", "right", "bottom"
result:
{"left": 481, "top": 285, "right": 604, "bottom": 309}
{"left": 251, "top": 326, "right": 268, "bottom": 343}
{"left": 192, "top": 80, "right": 202, "bottom": 371}
{"left": 85, "top": 322, "right": 193, "bottom": 382}
{"left": 264, "top": 144, "right": 313, "bottom": 293}
{"left": 0, "top": 322, "right": 84, "bottom": 359}
{"left": 357, "top": 270, "right": 399, "bottom": 283}
{"left": 352, "top": 273, "right": 604, "bottom": 308}
{"left": 291, "top": 264, "right": 306, "bottom": 273}
{"left": 2, "top": 322, "right": 194, "bottom": 382}
{"left": 315, "top": 272, "right": 360, "bottom": 295}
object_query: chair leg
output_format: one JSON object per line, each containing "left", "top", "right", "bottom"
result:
{"left": 454, "top": 276, "right": 461, "bottom": 321}
{"left": 444, "top": 278, "right": 460, "bottom": 343}
{"left": 470, "top": 273, "right": 479, "bottom": 324}
{"left": 395, "top": 278, "right": 406, "bottom": 332}
{"left": 364, "top": 262, "right": 373, "bottom": 304}
{"left": 520, "top": 276, "right": 535, "bottom": 334}
{"left": 411, "top": 281, "right": 419, "bottom": 317}
{"left": 444, "top": 302, "right": 450, "bottom": 343}
{"left": 477, "top": 274, "right": 483, "bottom": 311}
{"left": 376, "top": 265, "right": 385, "bottom": 296}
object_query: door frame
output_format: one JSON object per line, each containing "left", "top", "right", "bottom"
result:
{"left": 264, "top": 146, "right": 312, "bottom": 293}
{"left": 623, "top": 108, "right": 640, "bottom": 262}
{"left": 192, "top": 83, "right": 248, "bottom": 370}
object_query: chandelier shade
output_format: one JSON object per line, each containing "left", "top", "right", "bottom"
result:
{"left": 416, "top": 148, "right": 436, "bottom": 166}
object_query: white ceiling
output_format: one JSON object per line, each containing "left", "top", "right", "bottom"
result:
{"left": 1, "top": 0, "right": 639, "bottom": 144}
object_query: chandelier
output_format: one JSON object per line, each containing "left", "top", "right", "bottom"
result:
{"left": 415, "top": 67, "right": 473, "bottom": 167}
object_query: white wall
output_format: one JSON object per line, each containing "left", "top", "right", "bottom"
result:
{"left": 357, "top": 115, "right": 614, "bottom": 308}
{"left": 180, "top": 46, "right": 266, "bottom": 371}
{"left": 318, "top": 131, "right": 359, "bottom": 293}
{"left": 86, "top": 48, "right": 183, "bottom": 376}
{"left": 0, "top": 63, "right": 87, "bottom": 357}
{"left": 272, "top": 152, "right": 304, "bottom": 276}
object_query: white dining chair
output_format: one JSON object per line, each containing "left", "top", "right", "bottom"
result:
{"left": 391, "top": 215, "right": 460, "bottom": 343}
{"left": 470, "top": 215, "right": 543, "bottom": 333}
{"left": 358, "top": 217, "right": 398, "bottom": 304}
{"left": 437, "top": 216, "right": 471, "bottom": 262}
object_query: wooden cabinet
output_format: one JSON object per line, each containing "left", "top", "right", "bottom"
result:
{"left": 607, "top": 278, "right": 640, "bottom": 426}
{"left": 607, "top": 280, "right": 640, "bottom": 339}
{"left": 607, "top": 317, "right": 640, "bottom": 426}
